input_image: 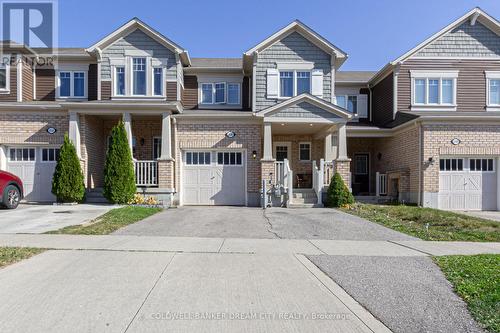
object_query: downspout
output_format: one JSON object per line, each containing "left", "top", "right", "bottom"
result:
{"left": 417, "top": 121, "right": 422, "bottom": 206}
{"left": 392, "top": 63, "right": 400, "bottom": 120}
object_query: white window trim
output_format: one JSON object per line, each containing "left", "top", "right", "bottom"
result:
{"left": 0, "top": 54, "right": 11, "bottom": 94}
{"left": 298, "top": 142, "right": 311, "bottom": 161}
{"left": 468, "top": 158, "right": 495, "bottom": 173}
{"left": 56, "top": 70, "right": 88, "bottom": 99}
{"left": 152, "top": 66, "right": 166, "bottom": 97}
{"left": 278, "top": 70, "right": 312, "bottom": 99}
{"left": 41, "top": 148, "right": 60, "bottom": 163}
{"left": 153, "top": 136, "right": 162, "bottom": 160}
{"left": 198, "top": 78, "right": 242, "bottom": 108}
{"left": 114, "top": 66, "right": 126, "bottom": 96}
{"left": 485, "top": 71, "right": 500, "bottom": 111}
{"left": 276, "top": 62, "right": 314, "bottom": 70}
{"left": 216, "top": 151, "right": 244, "bottom": 167}
{"left": 335, "top": 94, "right": 358, "bottom": 113}
{"left": 214, "top": 82, "right": 226, "bottom": 104}
{"left": 227, "top": 83, "right": 241, "bottom": 105}
{"left": 273, "top": 141, "right": 292, "bottom": 161}
{"left": 410, "top": 70, "right": 458, "bottom": 111}
{"left": 8, "top": 147, "right": 36, "bottom": 162}
{"left": 131, "top": 57, "right": 148, "bottom": 97}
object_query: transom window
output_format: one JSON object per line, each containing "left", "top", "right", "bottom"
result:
{"left": 336, "top": 95, "right": 357, "bottom": 113}
{"left": 42, "top": 148, "right": 60, "bottom": 162}
{"left": 299, "top": 143, "right": 311, "bottom": 161}
{"left": 186, "top": 152, "right": 211, "bottom": 165}
{"left": 439, "top": 158, "right": 463, "bottom": 171}
{"left": 9, "top": 148, "right": 35, "bottom": 161}
{"left": 217, "top": 152, "right": 242, "bottom": 165}
{"left": 132, "top": 57, "right": 147, "bottom": 95}
{"left": 279, "top": 70, "right": 311, "bottom": 98}
{"left": 470, "top": 159, "right": 494, "bottom": 172}
{"left": 200, "top": 82, "right": 241, "bottom": 105}
{"left": 58, "top": 71, "right": 86, "bottom": 98}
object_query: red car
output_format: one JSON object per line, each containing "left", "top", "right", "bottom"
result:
{"left": 0, "top": 170, "right": 23, "bottom": 209}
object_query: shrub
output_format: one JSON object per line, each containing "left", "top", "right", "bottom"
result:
{"left": 51, "top": 134, "right": 85, "bottom": 202}
{"left": 103, "top": 121, "right": 136, "bottom": 204}
{"left": 326, "top": 172, "right": 354, "bottom": 208}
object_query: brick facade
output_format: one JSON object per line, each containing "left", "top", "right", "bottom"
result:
{"left": 0, "top": 112, "right": 68, "bottom": 144}
{"left": 334, "top": 159, "right": 351, "bottom": 189}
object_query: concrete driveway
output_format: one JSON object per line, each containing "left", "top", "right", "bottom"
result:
{"left": 0, "top": 204, "right": 116, "bottom": 233}
{"left": 115, "top": 206, "right": 416, "bottom": 241}
{"left": 461, "top": 210, "right": 500, "bottom": 222}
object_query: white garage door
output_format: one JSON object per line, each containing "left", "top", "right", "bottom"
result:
{"left": 182, "top": 150, "right": 246, "bottom": 206}
{"left": 439, "top": 157, "right": 497, "bottom": 211}
{"left": 6, "top": 147, "right": 59, "bottom": 202}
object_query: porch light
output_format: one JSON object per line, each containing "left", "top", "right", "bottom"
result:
{"left": 252, "top": 150, "right": 257, "bottom": 159}
{"left": 309, "top": 124, "right": 313, "bottom": 126}
{"left": 281, "top": 123, "right": 285, "bottom": 126}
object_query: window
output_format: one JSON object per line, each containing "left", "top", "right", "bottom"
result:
{"left": 335, "top": 95, "right": 358, "bottom": 113}
{"left": 354, "top": 155, "right": 368, "bottom": 174}
{"left": 489, "top": 79, "right": 500, "bottom": 105}
{"left": 439, "top": 158, "right": 464, "bottom": 171}
{"left": 227, "top": 83, "right": 240, "bottom": 104}
{"left": 132, "top": 57, "right": 146, "bottom": 95}
{"left": 296, "top": 72, "right": 311, "bottom": 95}
{"left": 470, "top": 159, "right": 494, "bottom": 172}
{"left": 200, "top": 82, "right": 241, "bottom": 105}
{"left": 115, "top": 67, "right": 125, "bottom": 96}
{"left": 0, "top": 61, "right": 9, "bottom": 91}
{"left": 58, "top": 71, "right": 86, "bottom": 98}
{"left": 153, "top": 137, "right": 162, "bottom": 160}
{"left": 410, "top": 72, "right": 458, "bottom": 106}
{"left": 217, "top": 152, "right": 242, "bottom": 165}
{"left": 299, "top": 143, "right": 311, "bottom": 161}
{"left": 201, "top": 84, "right": 213, "bottom": 104}
{"left": 42, "top": 148, "right": 60, "bottom": 162}
{"left": 9, "top": 148, "right": 35, "bottom": 161}
{"left": 275, "top": 146, "right": 288, "bottom": 161}
{"left": 279, "top": 70, "right": 311, "bottom": 98}
{"left": 153, "top": 68, "right": 163, "bottom": 96}
{"left": 60, "top": 72, "right": 71, "bottom": 97}
{"left": 215, "top": 83, "right": 226, "bottom": 103}
{"left": 186, "top": 152, "right": 211, "bottom": 165}
{"left": 73, "top": 72, "right": 85, "bottom": 97}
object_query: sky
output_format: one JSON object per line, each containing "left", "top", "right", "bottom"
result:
{"left": 57, "top": 0, "right": 500, "bottom": 71}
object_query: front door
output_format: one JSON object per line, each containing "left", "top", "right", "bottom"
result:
{"left": 353, "top": 153, "right": 369, "bottom": 195}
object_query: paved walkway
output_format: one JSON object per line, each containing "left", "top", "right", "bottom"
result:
{"left": 0, "top": 234, "right": 498, "bottom": 256}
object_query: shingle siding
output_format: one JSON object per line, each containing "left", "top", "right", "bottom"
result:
{"left": 101, "top": 29, "right": 177, "bottom": 81}
{"left": 415, "top": 22, "right": 500, "bottom": 57}
{"left": 269, "top": 101, "right": 339, "bottom": 119}
{"left": 255, "top": 32, "right": 332, "bottom": 111}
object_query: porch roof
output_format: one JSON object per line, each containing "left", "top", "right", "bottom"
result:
{"left": 255, "top": 94, "right": 353, "bottom": 123}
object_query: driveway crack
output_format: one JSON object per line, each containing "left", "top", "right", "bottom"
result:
{"left": 123, "top": 253, "right": 176, "bottom": 332}
{"left": 262, "top": 209, "right": 281, "bottom": 239}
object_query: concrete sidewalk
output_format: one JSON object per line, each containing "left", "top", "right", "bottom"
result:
{"left": 0, "top": 250, "right": 390, "bottom": 333}
{"left": 0, "top": 234, "right": 498, "bottom": 256}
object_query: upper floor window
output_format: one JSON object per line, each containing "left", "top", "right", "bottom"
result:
{"left": 279, "top": 70, "right": 311, "bottom": 98}
{"left": 486, "top": 72, "right": 500, "bottom": 111}
{"left": 57, "top": 71, "right": 87, "bottom": 98}
{"left": 200, "top": 82, "right": 240, "bottom": 105}
{"left": 336, "top": 95, "right": 357, "bottom": 113}
{"left": 0, "top": 59, "right": 9, "bottom": 92}
{"left": 132, "top": 57, "right": 146, "bottom": 95}
{"left": 410, "top": 71, "right": 458, "bottom": 110}
{"left": 115, "top": 67, "right": 125, "bottom": 96}
{"left": 153, "top": 67, "right": 163, "bottom": 96}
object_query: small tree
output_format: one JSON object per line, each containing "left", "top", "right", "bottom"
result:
{"left": 52, "top": 134, "right": 85, "bottom": 203}
{"left": 326, "top": 172, "right": 354, "bottom": 208}
{"left": 103, "top": 121, "right": 136, "bottom": 204}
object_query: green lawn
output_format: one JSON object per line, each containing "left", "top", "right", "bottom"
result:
{"left": 47, "top": 206, "right": 162, "bottom": 235}
{"left": 340, "top": 203, "right": 500, "bottom": 241}
{"left": 0, "top": 247, "right": 45, "bottom": 268}
{"left": 434, "top": 255, "right": 500, "bottom": 333}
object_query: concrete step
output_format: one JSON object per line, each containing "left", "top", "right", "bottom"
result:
{"left": 85, "top": 197, "right": 110, "bottom": 204}
{"left": 288, "top": 203, "right": 324, "bottom": 208}
{"left": 85, "top": 189, "right": 109, "bottom": 203}
{"left": 291, "top": 197, "right": 318, "bottom": 204}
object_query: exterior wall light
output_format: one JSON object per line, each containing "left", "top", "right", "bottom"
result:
{"left": 252, "top": 150, "right": 257, "bottom": 159}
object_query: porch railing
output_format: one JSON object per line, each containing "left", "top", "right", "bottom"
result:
{"left": 283, "top": 159, "right": 293, "bottom": 207}
{"left": 324, "top": 160, "right": 334, "bottom": 186}
{"left": 134, "top": 160, "right": 158, "bottom": 187}
{"left": 376, "top": 172, "right": 387, "bottom": 196}
{"left": 312, "top": 159, "right": 324, "bottom": 205}
{"left": 274, "top": 161, "right": 284, "bottom": 186}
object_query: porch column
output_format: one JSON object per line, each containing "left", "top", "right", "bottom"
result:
{"left": 263, "top": 122, "right": 273, "bottom": 160}
{"left": 337, "top": 122, "right": 348, "bottom": 160}
{"left": 324, "top": 133, "right": 337, "bottom": 161}
{"left": 158, "top": 112, "right": 175, "bottom": 190}
{"left": 122, "top": 112, "right": 133, "bottom": 156}
{"left": 69, "top": 112, "right": 81, "bottom": 158}
{"left": 160, "top": 112, "right": 172, "bottom": 160}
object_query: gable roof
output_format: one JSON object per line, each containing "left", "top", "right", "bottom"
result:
{"left": 244, "top": 20, "right": 347, "bottom": 68}
{"left": 86, "top": 18, "right": 190, "bottom": 65}
{"left": 256, "top": 93, "right": 353, "bottom": 120}
{"left": 336, "top": 71, "right": 377, "bottom": 84}
{"left": 369, "top": 7, "right": 500, "bottom": 85}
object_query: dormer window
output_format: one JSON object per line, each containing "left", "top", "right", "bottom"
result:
{"left": 410, "top": 71, "right": 458, "bottom": 111}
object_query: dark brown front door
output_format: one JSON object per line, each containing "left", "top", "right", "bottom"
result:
{"left": 353, "top": 153, "right": 369, "bottom": 195}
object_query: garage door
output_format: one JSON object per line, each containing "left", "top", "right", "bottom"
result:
{"left": 182, "top": 150, "right": 246, "bottom": 206}
{"left": 6, "top": 147, "right": 59, "bottom": 202}
{"left": 439, "top": 157, "right": 497, "bottom": 211}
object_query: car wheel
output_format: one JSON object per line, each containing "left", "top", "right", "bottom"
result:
{"left": 3, "top": 185, "right": 20, "bottom": 209}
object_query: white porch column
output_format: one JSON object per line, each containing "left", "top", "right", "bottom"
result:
{"left": 68, "top": 112, "right": 81, "bottom": 158}
{"left": 337, "top": 122, "right": 348, "bottom": 160}
{"left": 160, "top": 112, "right": 172, "bottom": 160}
{"left": 324, "top": 133, "right": 337, "bottom": 161}
{"left": 263, "top": 122, "right": 273, "bottom": 160}
{"left": 497, "top": 157, "right": 500, "bottom": 211}
{"left": 122, "top": 112, "right": 133, "bottom": 155}
{"left": 0, "top": 145, "right": 7, "bottom": 170}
